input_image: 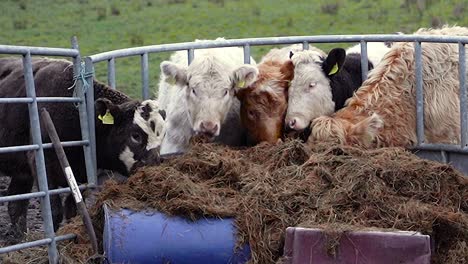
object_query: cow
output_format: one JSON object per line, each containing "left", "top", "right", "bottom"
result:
{"left": 0, "top": 57, "right": 166, "bottom": 239}
{"left": 310, "top": 26, "right": 468, "bottom": 148}
{"left": 235, "top": 44, "right": 322, "bottom": 144}
{"left": 157, "top": 38, "right": 257, "bottom": 154}
{"left": 285, "top": 42, "right": 390, "bottom": 133}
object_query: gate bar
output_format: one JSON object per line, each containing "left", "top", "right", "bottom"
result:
{"left": 0, "top": 184, "right": 88, "bottom": 203}
{"left": 84, "top": 57, "right": 98, "bottom": 185}
{"left": 0, "top": 234, "right": 76, "bottom": 254}
{"left": 72, "top": 37, "right": 97, "bottom": 190}
{"left": 89, "top": 35, "right": 468, "bottom": 63}
{"left": 243, "top": 44, "right": 251, "bottom": 64}
{"left": 188, "top": 48, "right": 194, "bottom": 65}
{"left": 0, "top": 97, "right": 82, "bottom": 104}
{"left": 414, "top": 41, "right": 425, "bottom": 145}
{"left": 0, "top": 45, "right": 78, "bottom": 56}
{"left": 22, "top": 52, "right": 58, "bottom": 263}
{"left": 0, "top": 140, "right": 89, "bottom": 154}
{"left": 459, "top": 43, "right": 467, "bottom": 147}
{"left": 141, "top": 52, "right": 149, "bottom": 100}
{"left": 107, "top": 57, "right": 116, "bottom": 88}
{"left": 360, "top": 40, "right": 368, "bottom": 80}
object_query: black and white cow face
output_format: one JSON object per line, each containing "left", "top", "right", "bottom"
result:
{"left": 95, "top": 98, "right": 166, "bottom": 175}
{"left": 286, "top": 48, "right": 346, "bottom": 131}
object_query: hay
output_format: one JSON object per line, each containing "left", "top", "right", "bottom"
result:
{"left": 63, "top": 140, "right": 467, "bottom": 263}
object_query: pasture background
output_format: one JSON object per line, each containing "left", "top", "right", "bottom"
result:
{"left": 0, "top": 0, "right": 466, "bottom": 98}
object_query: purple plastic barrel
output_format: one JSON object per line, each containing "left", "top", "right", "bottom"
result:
{"left": 283, "top": 227, "right": 431, "bottom": 264}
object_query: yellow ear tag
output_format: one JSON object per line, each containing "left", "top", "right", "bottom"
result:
{"left": 238, "top": 80, "right": 246, "bottom": 88}
{"left": 328, "top": 63, "right": 339, "bottom": 76}
{"left": 98, "top": 110, "right": 114, "bottom": 125}
{"left": 166, "top": 76, "right": 176, "bottom": 85}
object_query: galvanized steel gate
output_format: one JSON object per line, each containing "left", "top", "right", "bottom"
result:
{"left": 0, "top": 34, "right": 467, "bottom": 263}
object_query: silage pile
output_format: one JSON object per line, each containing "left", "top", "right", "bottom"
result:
{"left": 65, "top": 140, "right": 467, "bottom": 263}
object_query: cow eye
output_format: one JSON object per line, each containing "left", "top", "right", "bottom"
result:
{"left": 191, "top": 88, "right": 197, "bottom": 96}
{"left": 248, "top": 110, "right": 255, "bottom": 119}
{"left": 309, "top": 82, "right": 317, "bottom": 88}
{"left": 131, "top": 133, "right": 142, "bottom": 144}
{"left": 223, "top": 89, "right": 229, "bottom": 97}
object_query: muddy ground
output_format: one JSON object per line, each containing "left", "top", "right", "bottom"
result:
{"left": 0, "top": 176, "right": 45, "bottom": 246}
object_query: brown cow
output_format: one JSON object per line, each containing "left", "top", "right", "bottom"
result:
{"left": 235, "top": 45, "right": 324, "bottom": 144}
{"left": 236, "top": 60, "right": 293, "bottom": 144}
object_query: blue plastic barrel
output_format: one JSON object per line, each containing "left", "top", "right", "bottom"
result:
{"left": 102, "top": 204, "right": 251, "bottom": 263}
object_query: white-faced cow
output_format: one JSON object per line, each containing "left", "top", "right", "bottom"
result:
{"left": 285, "top": 42, "right": 390, "bottom": 133}
{"left": 310, "top": 26, "right": 468, "bottom": 148}
{"left": 235, "top": 44, "right": 323, "bottom": 144}
{"left": 0, "top": 57, "right": 166, "bottom": 239}
{"left": 157, "top": 38, "right": 257, "bottom": 154}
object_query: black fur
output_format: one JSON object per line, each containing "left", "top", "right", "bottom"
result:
{"left": 0, "top": 57, "right": 161, "bottom": 238}
{"left": 322, "top": 49, "right": 374, "bottom": 111}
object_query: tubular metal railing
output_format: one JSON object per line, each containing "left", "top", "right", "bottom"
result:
{"left": 0, "top": 38, "right": 95, "bottom": 263}
{"left": 1, "top": 34, "right": 467, "bottom": 263}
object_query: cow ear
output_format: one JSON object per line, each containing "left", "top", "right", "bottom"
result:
{"left": 95, "top": 98, "right": 119, "bottom": 125}
{"left": 231, "top": 65, "right": 258, "bottom": 90}
{"left": 322, "top": 48, "right": 346, "bottom": 76}
{"left": 280, "top": 60, "right": 295, "bottom": 85}
{"left": 160, "top": 61, "right": 188, "bottom": 86}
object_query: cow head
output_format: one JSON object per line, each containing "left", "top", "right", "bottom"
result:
{"left": 236, "top": 60, "right": 294, "bottom": 144}
{"left": 285, "top": 48, "right": 345, "bottom": 132}
{"left": 161, "top": 59, "right": 257, "bottom": 139}
{"left": 310, "top": 113, "right": 383, "bottom": 147}
{"left": 95, "top": 98, "right": 166, "bottom": 175}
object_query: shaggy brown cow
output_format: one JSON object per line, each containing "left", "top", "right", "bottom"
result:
{"left": 310, "top": 26, "right": 468, "bottom": 148}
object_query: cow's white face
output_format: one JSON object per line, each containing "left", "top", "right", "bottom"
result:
{"left": 286, "top": 49, "right": 346, "bottom": 132}
{"left": 286, "top": 50, "right": 334, "bottom": 131}
{"left": 161, "top": 59, "right": 257, "bottom": 139}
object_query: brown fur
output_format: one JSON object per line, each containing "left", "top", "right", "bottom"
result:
{"left": 236, "top": 60, "right": 294, "bottom": 144}
{"left": 310, "top": 25, "right": 468, "bottom": 148}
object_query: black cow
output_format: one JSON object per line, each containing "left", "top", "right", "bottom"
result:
{"left": 0, "top": 57, "right": 166, "bottom": 239}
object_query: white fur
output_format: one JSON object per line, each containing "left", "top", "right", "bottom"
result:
{"left": 285, "top": 49, "right": 332, "bottom": 130}
{"left": 259, "top": 44, "right": 305, "bottom": 64}
{"left": 157, "top": 38, "right": 256, "bottom": 154}
{"left": 346, "top": 42, "right": 391, "bottom": 67}
{"left": 119, "top": 146, "right": 136, "bottom": 172}
{"left": 133, "top": 100, "right": 166, "bottom": 151}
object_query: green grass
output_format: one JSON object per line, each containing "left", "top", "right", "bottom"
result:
{"left": 0, "top": 0, "right": 466, "bottom": 98}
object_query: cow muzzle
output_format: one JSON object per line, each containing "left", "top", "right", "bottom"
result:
{"left": 285, "top": 116, "right": 308, "bottom": 131}
{"left": 196, "top": 121, "right": 220, "bottom": 138}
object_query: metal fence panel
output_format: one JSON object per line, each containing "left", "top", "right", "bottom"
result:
{"left": 1, "top": 33, "right": 467, "bottom": 263}
{"left": 0, "top": 39, "right": 94, "bottom": 263}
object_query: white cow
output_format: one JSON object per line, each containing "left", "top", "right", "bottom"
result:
{"left": 158, "top": 38, "right": 257, "bottom": 154}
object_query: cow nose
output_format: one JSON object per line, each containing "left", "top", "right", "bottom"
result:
{"left": 288, "top": 119, "right": 297, "bottom": 130}
{"left": 200, "top": 121, "right": 218, "bottom": 136}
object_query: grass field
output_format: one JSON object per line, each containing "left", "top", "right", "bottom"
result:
{"left": 0, "top": 0, "right": 466, "bottom": 98}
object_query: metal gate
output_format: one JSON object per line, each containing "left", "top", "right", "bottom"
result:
{"left": 0, "top": 37, "right": 95, "bottom": 263}
{"left": 0, "top": 34, "right": 467, "bottom": 263}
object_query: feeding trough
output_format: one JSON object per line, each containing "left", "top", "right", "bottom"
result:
{"left": 102, "top": 204, "right": 251, "bottom": 263}
{"left": 283, "top": 227, "right": 432, "bottom": 264}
